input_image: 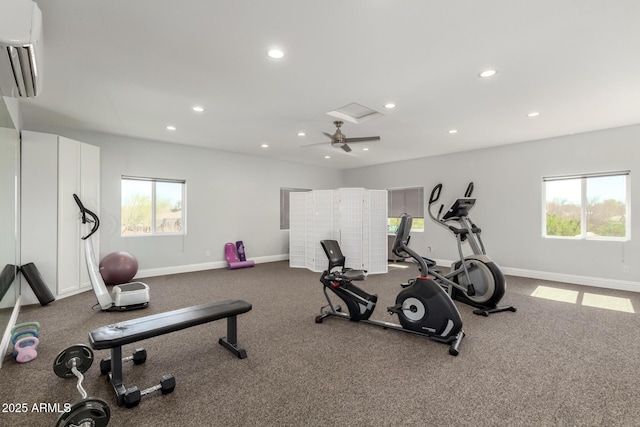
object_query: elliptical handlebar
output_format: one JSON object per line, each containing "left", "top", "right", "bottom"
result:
{"left": 464, "top": 182, "right": 474, "bottom": 198}
{"left": 428, "top": 183, "right": 442, "bottom": 205}
{"left": 427, "top": 183, "right": 449, "bottom": 227}
{"left": 73, "top": 194, "right": 99, "bottom": 240}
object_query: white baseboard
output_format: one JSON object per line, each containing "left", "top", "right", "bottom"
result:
{"left": 430, "top": 257, "right": 639, "bottom": 293}
{"left": 501, "top": 266, "right": 640, "bottom": 293}
{"left": 136, "top": 254, "right": 289, "bottom": 279}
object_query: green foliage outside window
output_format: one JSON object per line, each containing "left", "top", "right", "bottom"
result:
{"left": 121, "top": 178, "right": 184, "bottom": 236}
{"left": 546, "top": 198, "right": 626, "bottom": 238}
{"left": 388, "top": 217, "right": 424, "bottom": 233}
{"left": 545, "top": 212, "right": 580, "bottom": 237}
{"left": 122, "top": 192, "right": 152, "bottom": 234}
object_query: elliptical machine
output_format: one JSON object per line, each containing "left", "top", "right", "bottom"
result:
{"left": 73, "top": 194, "right": 150, "bottom": 311}
{"left": 315, "top": 214, "right": 465, "bottom": 356}
{"left": 423, "top": 182, "right": 516, "bottom": 316}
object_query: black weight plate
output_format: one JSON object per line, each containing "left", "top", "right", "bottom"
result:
{"left": 53, "top": 344, "right": 94, "bottom": 378}
{"left": 55, "top": 398, "right": 110, "bottom": 427}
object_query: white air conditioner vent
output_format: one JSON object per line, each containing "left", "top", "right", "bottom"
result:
{"left": 0, "top": 0, "right": 43, "bottom": 98}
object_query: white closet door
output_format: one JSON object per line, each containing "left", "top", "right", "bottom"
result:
{"left": 79, "top": 143, "right": 100, "bottom": 289}
{"left": 20, "top": 132, "right": 59, "bottom": 303}
{"left": 56, "top": 138, "right": 81, "bottom": 295}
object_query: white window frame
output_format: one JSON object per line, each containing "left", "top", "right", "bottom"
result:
{"left": 121, "top": 176, "right": 186, "bottom": 236}
{"left": 542, "top": 171, "right": 630, "bottom": 241}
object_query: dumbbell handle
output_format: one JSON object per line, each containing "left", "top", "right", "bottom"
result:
{"left": 71, "top": 361, "right": 88, "bottom": 399}
{"left": 140, "top": 384, "right": 162, "bottom": 396}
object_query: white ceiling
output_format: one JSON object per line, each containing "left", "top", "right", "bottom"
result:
{"left": 17, "top": 0, "right": 640, "bottom": 169}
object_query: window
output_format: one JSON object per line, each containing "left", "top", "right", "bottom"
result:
{"left": 543, "top": 171, "right": 629, "bottom": 240}
{"left": 121, "top": 176, "right": 186, "bottom": 236}
{"left": 280, "top": 188, "right": 310, "bottom": 230}
{"left": 387, "top": 187, "right": 424, "bottom": 232}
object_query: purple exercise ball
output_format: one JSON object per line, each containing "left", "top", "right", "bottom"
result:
{"left": 99, "top": 251, "right": 139, "bottom": 285}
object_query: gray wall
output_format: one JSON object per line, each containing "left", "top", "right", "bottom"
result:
{"left": 26, "top": 123, "right": 640, "bottom": 289}
{"left": 33, "top": 128, "right": 343, "bottom": 273}
{"left": 344, "top": 125, "right": 640, "bottom": 287}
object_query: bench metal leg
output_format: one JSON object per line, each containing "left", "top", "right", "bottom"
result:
{"left": 108, "top": 346, "right": 128, "bottom": 406}
{"left": 218, "top": 315, "right": 247, "bottom": 359}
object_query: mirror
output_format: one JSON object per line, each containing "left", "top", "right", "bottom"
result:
{"left": 0, "top": 96, "right": 20, "bottom": 360}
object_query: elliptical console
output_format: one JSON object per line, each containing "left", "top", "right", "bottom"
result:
{"left": 315, "top": 214, "right": 464, "bottom": 356}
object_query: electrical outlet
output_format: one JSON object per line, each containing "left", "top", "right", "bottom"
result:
{"left": 623, "top": 265, "right": 629, "bottom": 273}
{"left": 205, "top": 250, "right": 210, "bottom": 257}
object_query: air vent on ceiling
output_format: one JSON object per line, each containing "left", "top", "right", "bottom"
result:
{"left": 327, "top": 102, "right": 382, "bottom": 124}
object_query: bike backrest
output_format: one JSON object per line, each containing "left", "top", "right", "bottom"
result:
{"left": 392, "top": 214, "right": 412, "bottom": 257}
{"left": 320, "top": 240, "right": 346, "bottom": 271}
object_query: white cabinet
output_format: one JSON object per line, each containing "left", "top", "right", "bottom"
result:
{"left": 289, "top": 188, "right": 388, "bottom": 274}
{"left": 21, "top": 131, "right": 100, "bottom": 303}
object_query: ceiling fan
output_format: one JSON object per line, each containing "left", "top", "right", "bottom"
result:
{"left": 302, "top": 121, "right": 381, "bottom": 152}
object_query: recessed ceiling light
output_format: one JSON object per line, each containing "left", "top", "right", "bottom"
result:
{"left": 192, "top": 106, "right": 204, "bottom": 112}
{"left": 448, "top": 129, "right": 458, "bottom": 134}
{"left": 527, "top": 112, "right": 541, "bottom": 117}
{"left": 261, "top": 144, "right": 269, "bottom": 148}
{"left": 268, "top": 49, "right": 284, "bottom": 59}
{"left": 297, "top": 132, "right": 306, "bottom": 137}
{"left": 362, "top": 148, "right": 369, "bottom": 151}
{"left": 384, "top": 103, "right": 396, "bottom": 109}
{"left": 478, "top": 69, "right": 497, "bottom": 78}
{"left": 166, "top": 125, "right": 176, "bottom": 131}
{"left": 324, "top": 155, "right": 331, "bottom": 159}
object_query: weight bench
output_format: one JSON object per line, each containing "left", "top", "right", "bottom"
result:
{"left": 88, "top": 299, "right": 252, "bottom": 407}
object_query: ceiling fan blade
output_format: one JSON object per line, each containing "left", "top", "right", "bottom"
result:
{"left": 341, "top": 144, "right": 352, "bottom": 153}
{"left": 322, "top": 132, "right": 334, "bottom": 139}
{"left": 300, "top": 142, "right": 328, "bottom": 148}
{"left": 344, "top": 136, "right": 381, "bottom": 143}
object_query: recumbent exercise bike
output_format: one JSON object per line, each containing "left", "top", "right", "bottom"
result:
{"left": 315, "top": 214, "right": 465, "bottom": 356}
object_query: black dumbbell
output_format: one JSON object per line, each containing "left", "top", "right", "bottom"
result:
{"left": 100, "top": 348, "right": 147, "bottom": 375}
{"left": 122, "top": 374, "right": 175, "bottom": 408}
{"left": 160, "top": 374, "right": 176, "bottom": 394}
{"left": 146, "top": 374, "right": 176, "bottom": 395}
{"left": 123, "top": 387, "right": 141, "bottom": 408}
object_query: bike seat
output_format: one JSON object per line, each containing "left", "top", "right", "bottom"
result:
{"left": 321, "top": 240, "right": 368, "bottom": 281}
{"left": 339, "top": 268, "right": 367, "bottom": 281}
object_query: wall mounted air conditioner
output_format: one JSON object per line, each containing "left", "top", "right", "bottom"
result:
{"left": 0, "top": 0, "right": 43, "bottom": 98}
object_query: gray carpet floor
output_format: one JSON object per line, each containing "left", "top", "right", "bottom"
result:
{"left": 1, "top": 261, "right": 639, "bottom": 426}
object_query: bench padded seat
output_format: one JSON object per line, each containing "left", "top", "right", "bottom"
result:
{"left": 89, "top": 299, "right": 252, "bottom": 350}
